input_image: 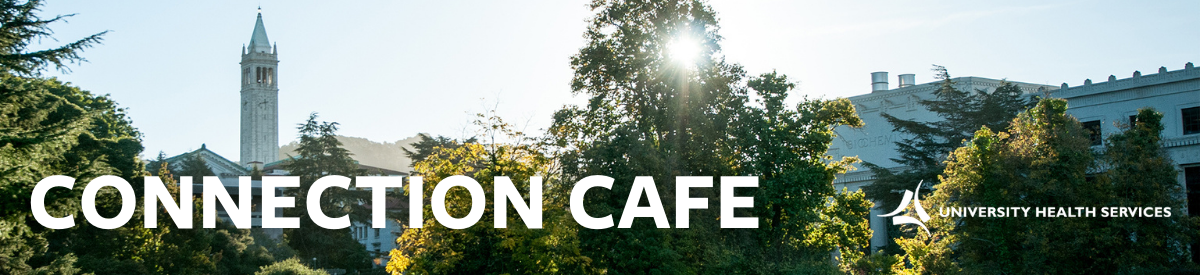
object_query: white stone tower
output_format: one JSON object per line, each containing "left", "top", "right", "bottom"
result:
{"left": 240, "top": 8, "right": 279, "bottom": 166}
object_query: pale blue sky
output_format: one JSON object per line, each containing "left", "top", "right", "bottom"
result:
{"left": 38, "top": 1, "right": 1200, "bottom": 161}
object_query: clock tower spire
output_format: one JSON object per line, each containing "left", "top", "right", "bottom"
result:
{"left": 240, "top": 8, "right": 279, "bottom": 166}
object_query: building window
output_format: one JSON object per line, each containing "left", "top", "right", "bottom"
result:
{"left": 1082, "top": 120, "right": 1102, "bottom": 146}
{"left": 1183, "top": 107, "right": 1200, "bottom": 135}
{"left": 374, "top": 228, "right": 380, "bottom": 239}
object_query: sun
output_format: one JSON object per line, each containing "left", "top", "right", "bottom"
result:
{"left": 668, "top": 36, "right": 701, "bottom": 66}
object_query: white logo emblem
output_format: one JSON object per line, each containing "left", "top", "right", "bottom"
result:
{"left": 879, "top": 181, "right": 931, "bottom": 236}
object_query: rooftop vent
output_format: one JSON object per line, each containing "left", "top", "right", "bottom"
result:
{"left": 897, "top": 74, "right": 915, "bottom": 88}
{"left": 871, "top": 72, "right": 889, "bottom": 92}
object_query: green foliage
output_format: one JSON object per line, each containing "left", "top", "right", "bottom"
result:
{"left": 27, "top": 253, "right": 85, "bottom": 275}
{"left": 0, "top": 2, "right": 287, "bottom": 273}
{"left": 898, "top": 99, "right": 1200, "bottom": 273}
{"left": 0, "top": 72, "right": 142, "bottom": 273}
{"left": 42, "top": 164, "right": 280, "bottom": 275}
{"left": 854, "top": 252, "right": 902, "bottom": 275}
{"left": 389, "top": 112, "right": 598, "bottom": 274}
{"left": 401, "top": 133, "right": 477, "bottom": 169}
{"left": 552, "top": 0, "right": 750, "bottom": 272}
{"left": 733, "top": 72, "right": 873, "bottom": 273}
{"left": 547, "top": 1, "right": 873, "bottom": 272}
{"left": 174, "top": 151, "right": 215, "bottom": 178}
{"left": 861, "top": 66, "right": 1031, "bottom": 255}
{"left": 0, "top": 75, "right": 279, "bottom": 274}
{"left": 0, "top": 0, "right": 107, "bottom": 76}
{"left": 254, "top": 258, "right": 329, "bottom": 275}
{"left": 864, "top": 65, "right": 1031, "bottom": 213}
{"left": 1094, "top": 108, "right": 1199, "bottom": 271}
{"left": 280, "top": 113, "right": 372, "bottom": 270}
{"left": 146, "top": 151, "right": 168, "bottom": 176}
{"left": 912, "top": 98, "right": 1097, "bottom": 273}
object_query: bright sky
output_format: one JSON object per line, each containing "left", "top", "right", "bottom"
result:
{"left": 39, "top": 1, "right": 1200, "bottom": 160}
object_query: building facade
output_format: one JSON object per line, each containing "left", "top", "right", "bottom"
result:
{"left": 162, "top": 145, "right": 284, "bottom": 237}
{"left": 350, "top": 197, "right": 406, "bottom": 267}
{"left": 830, "top": 63, "right": 1200, "bottom": 252}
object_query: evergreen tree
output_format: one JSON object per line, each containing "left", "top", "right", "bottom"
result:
{"left": 175, "top": 151, "right": 215, "bottom": 178}
{"left": 0, "top": 0, "right": 107, "bottom": 76}
{"left": 249, "top": 164, "right": 264, "bottom": 180}
{"left": 864, "top": 65, "right": 1031, "bottom": 211}
{"left": 0, "top": 75, "right": 142, "bottom": 273}
{"left": 861, "top": 66, "right": 1031, "bottom": 255}
{"left": 401, "top": 133, "right": 476, "bottom": 168}
{"left": 0, "top": 1, "right": 288, "bottom": 273}
{"left": 147, "top": 151, "right": 168, "bottom": 176}
{"left": 280, "top": 113, "right": 371, "bottom": 271}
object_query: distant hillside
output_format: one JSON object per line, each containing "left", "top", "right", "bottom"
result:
{"left": 279, "top": 134, "right": 422, "bottom": 173}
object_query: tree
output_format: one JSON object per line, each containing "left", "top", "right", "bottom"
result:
{"left": 388, "top": 112, "right": 598, "bottom": 274}
{"left": 401, "top": 133, "right": 476, "bottom": 168}
{"left": 41, "top": 161, "right": 280, "bottom": 275}
{"left": 0, "top": 1, "right": 288, "bottom": 274}
{"left": 896, "top": 99, "right": 1200, "bottom": 274}
{"left": 732, "top": 72, "right": 873, "bottom": 273}
{"left": 549, "top": 0, "right": 747, "bottom": 272}
{"left": 280, "top": 113, "right": 371, "bottom": 270}
{"left": 175, "top": 151, "right": 215, "bottom": 178}
{"left": 549, "top": 1, "right": 872, "bottom": 273}
{"left": 1094, "top": 108, "right": 1199, "bottom": 271}
{"left": 864, "top": 65, "right": 1031, "bottom": 211}
{"left": 0, "top": 75, "right": 142, "bottom": 273}
{"left": 0, "top": 0, "right": 107, "bottom": 76}
{"left": 861, "top": 66, "right": 1031, "bottom": 255}
{"left": 147, "top": 151, "right": 169, "bottom": 176}
{"left": 255, "top": 258, "right": 328, "bottom": 275}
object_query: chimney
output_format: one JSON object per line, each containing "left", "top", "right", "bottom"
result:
{"left": 871, "top": 72, "right": 889, "bottom": 92}
{"left": 897, "top": 74, "right": 915, "bottom": 88}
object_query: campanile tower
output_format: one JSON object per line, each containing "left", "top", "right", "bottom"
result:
{"left": 240, "top": 8, "right": 279, "bottom": 166}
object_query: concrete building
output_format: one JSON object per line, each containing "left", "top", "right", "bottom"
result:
{"left": 830, "top": 63, "right": 1200, "bottom": 254}
{"left": 350, "top": 197, "right": 406, "bottom": 267}
{"left": 240, "top": 8, "right": 280, "bottom": 167}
